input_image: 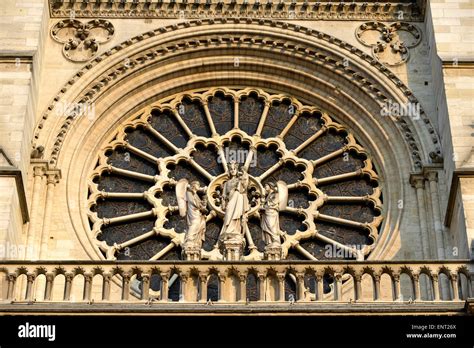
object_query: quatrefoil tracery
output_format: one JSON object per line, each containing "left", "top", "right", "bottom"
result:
{"left": 51, "top": 19, "right": 114, "bottom": 62}
{"left": 355, "top": 21, "right": 422, "bottom": 66}
{"left": 87, "top": 88, "right": 383, "bottom": 262}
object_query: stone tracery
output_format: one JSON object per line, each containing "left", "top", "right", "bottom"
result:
{"left": 87, "top": 88, "right": 383, "bottom": 262}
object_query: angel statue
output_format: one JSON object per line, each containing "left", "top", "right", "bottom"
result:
{"left": 219, "top": 161, "right": 250, "bottom": 241}
{"left": 176, "top": 179, "right": 208, "bottom": 253}
{"left": 260, "top": 181, "right": 288, "bottom": 248}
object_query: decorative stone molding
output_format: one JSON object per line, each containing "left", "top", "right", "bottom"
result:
{"left": 0, "top": 260, "right": 471, "bottom": 312}
{"left": 355, "top": 21, "right": 421, "bottom": 66}
{"left": 51, "top": 19, "right": 114, "bottom": 62}
{"left": 48, "top": 0, "right": 425, "bottom": 22}
{"left": 35, "top": 18, "right": 440, "bottom": 170}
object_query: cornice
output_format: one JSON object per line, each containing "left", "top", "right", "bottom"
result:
{"left": 49, "top": 0, "right": 426, "bottom": 22}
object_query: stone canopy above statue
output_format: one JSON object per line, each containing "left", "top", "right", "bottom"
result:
{"left": 87, "top": 87, "right": 383, "bottom": 262}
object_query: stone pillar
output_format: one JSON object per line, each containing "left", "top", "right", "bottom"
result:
{"left": 64, "top": 273, "right": 73, "bottom": 301}
{"left": 296, "top": 272, "right": 305, "bottom": 301}
{"left": 44, "top": 273, "right": 54, "bottom": 301}
{"left": 354, "top": 274, "right": 362, "bottom": 301}
{"left": 121, "top": 273, "right": 130, "bottom": 301}
{"left": 6, "top": 274, "right": 16, "bottom": 300}
{"left": 393, "top": 274, "right": 401, "bottom": 301}
{"left": 218, "top": 275, "right": 226, "bottom": 302}
{"left": 277, "top": 273, "right": 286, "bottom": 301}
{"left": 451, "top": 274, "right": 459, "bottom": 300}
{"left": 432, "top": 274, "right": 440, "bottom": 301}
{"left": 25, "top": 165, "right": 45, "bottom": 259}
{"left": 373, "top": 275, "right": 381, "bottom": 301}
{"left": 39, "top": 172, "right": 60, "bottom": 259}
{"left": 160, "top": 273, "right": 169, "bottom": 302}
{"left": 102, "top": 274, "right": 111, "bottom": 301}
{"left": 316, "top": 274, "right": 324, "bottom": 301}
{"left": 410, "top": 175, "right": 431, "bottom": 259}
{"left": 141, "top": 274, "right": 150, "bottom": 301}
{"left": 180, "top": 274, "right": 188, "bottom": 302}
{"left": 425, "top": 171, "right": 446, "bottom": 258}
{"left": 238, "top": 274, "right": 246, "bottom": 302}
{"left": 199, "top": 274, "right": 207, "bottom": 302}
{"left": 334, "top": 273, "right": 342, "bottom": 301}
{"left": 25, "top": 274, "right": 35, "bottom": 301}
{"left": 413, "top": 274, "right": 420, "bottom": 301}
{"left": 257, "top": 273, "right": 265, "bottom": 302}
{"left": 83, "top": 273, "right": 92, "bottom": 301}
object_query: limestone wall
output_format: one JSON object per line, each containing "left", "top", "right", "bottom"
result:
{"left": 427, "top": 0, "right": 474, "bottom": 258}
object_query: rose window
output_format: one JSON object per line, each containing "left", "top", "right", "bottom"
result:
{"left": 87, "top": 88, "right": 383, "bottom": 264}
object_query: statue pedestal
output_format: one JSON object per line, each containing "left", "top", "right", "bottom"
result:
{"left": 220, "top": 233, "right": 245, "bottom": 261}
{"left": 182, "top": 245, "right": 201, "bottom": 261}
{"left": 264, "top": 245, "right": 282, "bottom": 260}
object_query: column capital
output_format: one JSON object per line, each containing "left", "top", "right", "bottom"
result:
{"left": 424, "top": 170, "right": 438, "bottom": 183}
{"left": 409, "top": 173, "right": 425, "bottom": 189}
{"left": 46, "top": 273, "right": 54, "bottom": 282}
{"left": 276, "top": 273, "right": 286, "bottom": 281}
{"left": 46, "top": 171, "right": 61, "bottom": 185}
{"left": 33, "top": 166, "right": 46, "bottom": 177}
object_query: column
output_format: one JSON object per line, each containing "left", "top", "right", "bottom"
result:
{"left": 425, "top": 171, "right": 446, "bottom": 258}
{"left": 141, "top": 274, "right": 150, "bottom": 301}
{"left": 64, "top": 273, "right": 73, "bottom": 301}
{"left": 83, "top": 273, "right": 92, "bottom": 301}
{"left": 432, "top": 274, "right": 440, "bottom": 301}
{"left": 257, "top": 273, "right": 265, "bottom": 302}
{"left": 410, "top": 175, "right": 430, "bottom": 259}
{"left": 393, "top": 274, "right": 401, "bottom": 301}
{"left": 238, "top": 274, "right": 246, "bottom": 302}
{"left": 199, "top": 274, "right": 207, "bottom": 302}
{"left": 102, "top": 274, "right": 112, "bottom": 301}
{"left": 296, "top": 272, "right": 305, "bottom": 301}
{"left": 7, "top": 274, "right": 17, "bottom": 300}
{"left": 334, "top": 273, "right": 342, "bottom": 301}
{"left": 277, "top": 273, "right": 286, "bottom": 302}
{"left": 160, "top": 273, "right": 169, "bottom": 302}
{"left": 180, "top": 274, "right": 188, "bottom": 302}
{"left": 373, "top": 275, "right": 381, "bottom": 301}
{"left": 39, "top": 172, "right": 60, "bottom": 259}
{"left": 25, "top": 165, "right": 45, "bottom": 259}
{"left": 354, "top": 274, "right": 362, "bottom": 301}
{"left": 413, "top": 274, "right": 420, "bottom": 301}
{"left": 316, "top": 274, "right": 324, "bottom": 301}
{"left": 44, "top": 273, "right": 54, "bottom": 301}
{"left": 450, "top": 274, "right": 459, "bottom": 300}
{"left": 218, "top": 275, "right": 226, "bottom": 302}
{"left": 121, "top": 273, "right": 130, "bottom": 301}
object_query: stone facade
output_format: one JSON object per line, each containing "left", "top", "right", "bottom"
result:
{"left": 0, "top": 0, "right": 473, "bottom": 314}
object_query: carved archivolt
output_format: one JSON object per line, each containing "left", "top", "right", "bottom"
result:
{"left": 36, "top": 19, "right": 440, "bottom": 171}
{"left": 355, "top": 21, "right": 421, "bottom": 66}
{"left": 87, "top": 88, "right": 383, "bottom": 262}
{"left": 51, "top": 19, "right": 114, "bottom": 62}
